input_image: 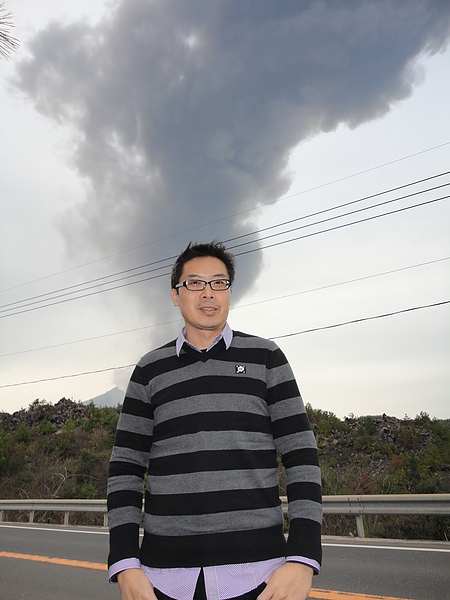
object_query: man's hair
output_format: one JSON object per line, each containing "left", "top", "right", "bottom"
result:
{"left": 171, "top": 241, "right": 236, "bottom": 289}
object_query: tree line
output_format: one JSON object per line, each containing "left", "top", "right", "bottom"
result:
{"left": 0, "top": 399, "right": 448, "bottom": 540}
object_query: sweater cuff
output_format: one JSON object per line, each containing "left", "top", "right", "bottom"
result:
{"left": 286, "top": 556, "right": 321, "bottom": 575}
{"left": 109, "top": 558, "right": 142, "bottom": 583}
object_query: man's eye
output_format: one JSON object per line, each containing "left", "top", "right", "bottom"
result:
{"left": 189, "top": 280, "right": 201, "bottom": 287}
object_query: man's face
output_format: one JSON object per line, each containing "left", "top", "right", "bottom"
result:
{"left": 170, "top": 256, "right": 231, "bottom": 341}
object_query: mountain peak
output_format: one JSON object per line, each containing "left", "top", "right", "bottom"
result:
{"left": 84, "top": 387, "right": 124, "bottom": 408}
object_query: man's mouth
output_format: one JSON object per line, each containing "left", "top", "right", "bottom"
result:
{"left": 199, "top": 305, "right": 218, "bottom": 314}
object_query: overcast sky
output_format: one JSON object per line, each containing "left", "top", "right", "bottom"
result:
{"left": 1, "top": 0, "right": 449, "bottom": 420}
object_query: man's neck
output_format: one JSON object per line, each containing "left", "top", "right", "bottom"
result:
{"left": 184, "top": 325, "right": 226, "bottom": 351}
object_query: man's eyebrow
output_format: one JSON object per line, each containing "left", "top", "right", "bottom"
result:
{"left": 184, "top": 273, "right": 228, "bottom": 278}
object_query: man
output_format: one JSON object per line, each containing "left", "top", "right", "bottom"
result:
{"left": 107, "top": 241, "right": 322, "bottom": 600}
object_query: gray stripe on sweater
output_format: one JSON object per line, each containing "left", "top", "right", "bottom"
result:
{"left": 125, "top": 379, "right": 151, "bottom": 402}
{"left": 268, "top": 397, "right": 306, "bottom": 421}
{"left": 147, "top": 468, "right": 278, "bottom": 495}
{"left": 288, "top": 499, "right": 323, "bottom": 524}
{"left": 149, "top": 430, "right": 276, "bottom": 458}
{"left": 118, "top": 413, "right": 153, "bottom": 436}
{"left": 138, "top": 344, "right": 176, "bottom": 367}
{"left": 231, "top": 335, "right": 276, "bottom": 351}
{"left": 143, "top": 506, "right": 283, "bottom": 536}
{"left": 110, "top": 446, "right": 150, "bottom": 467}
{"left": 267, "top": 362, "right": 297, "bottom": 388}
{"left": 154, "top": 394, "right": 269, "bottom": 421}
{"left": 274, "top": 430, "right": 317, "bottom": 453}
{"left": 108, "top": 505, "right": 143, "bottom": 529}
{"left": 108, "top": 475, "right": 144, "bottom": 495}
{"left": 285, "top": 465, "right": 322, "bottom": 486}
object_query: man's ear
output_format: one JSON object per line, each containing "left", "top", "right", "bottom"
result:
{"left": 171, "top": 288, "right": 179, "bottom": 307}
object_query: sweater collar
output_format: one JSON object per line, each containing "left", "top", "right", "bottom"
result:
{"left": 175, "top": 322, "right": 233, "bottom": 356}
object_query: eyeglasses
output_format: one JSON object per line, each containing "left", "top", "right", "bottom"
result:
{"left": 175, "top": 278, "right": 231, "bottom": 291}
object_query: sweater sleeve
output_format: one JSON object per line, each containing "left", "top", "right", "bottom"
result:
{"left": 265, "top": 344, "right": 322, "bottom": 567}
{"left": 107, "top": 361, "right": 153, "bottom": 569}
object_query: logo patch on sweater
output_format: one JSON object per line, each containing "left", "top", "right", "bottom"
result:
{"left": 235, "top": 365, "right": 246, "bottom": 374}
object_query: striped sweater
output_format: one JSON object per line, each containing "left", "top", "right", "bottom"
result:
{"left": 107, "top": 330, "right": 322, "bottom": 570}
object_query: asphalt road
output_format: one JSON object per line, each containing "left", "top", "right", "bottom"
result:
{"left": 0, "top": 523, "right": 448, "bottom": 600}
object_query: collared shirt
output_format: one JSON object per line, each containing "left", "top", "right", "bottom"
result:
{"left": 175, "top": 322, "right": 233, "bottom": 356}
{"left": 109, "top": 323, "right": 320, "bottom": 595}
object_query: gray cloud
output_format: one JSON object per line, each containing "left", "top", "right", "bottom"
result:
{"left": 14, "top": 0, "right": 450, "bottom": 331}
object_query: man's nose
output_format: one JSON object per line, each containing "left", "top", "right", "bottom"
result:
{"left": 202, "top": 285, "right": 215, "bottom": 297}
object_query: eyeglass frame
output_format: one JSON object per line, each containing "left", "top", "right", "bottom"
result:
{"left": 175, "top": 278, "right": 232, "bottom": 292}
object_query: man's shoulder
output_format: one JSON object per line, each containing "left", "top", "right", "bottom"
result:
{"left": 137, "top": 339, "right": 177, "bottom": 366}
{"left": 232, "top": 330, "right": 278, "bottom": 351}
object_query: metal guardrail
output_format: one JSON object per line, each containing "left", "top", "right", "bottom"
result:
{"left": 284, "top": 493, "right": 450, "bottom": 537}
{"left": 1, "top": 494, "right": 449, "bottom": 538}
{"left": 0, "top": 499, "right": 108, "bottom": 527}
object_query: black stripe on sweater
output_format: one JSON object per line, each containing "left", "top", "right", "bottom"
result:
{"left": 121, "top": 395, "right": 152, "bottom": 418}
{"left": 154, "top": 411, "right": 272, "bottom": 439}
{"left": 266, "top": 380, "right": 300, "bottom": 406}
{"left": 152, "top": 376, "right": 267, "bottom": 407}
{"left": 145, "top": 485, "right": 281, "bottom": 515}
{"left": 282, "top": 447, "right": 320, "bottom": 468}
{"left": 114, "top": 430, "right": 152, "bottom": 453}
{"left": 147, "top": 449, "right": 277, "bottom": 476}
{"left": 140, "top": 525, "right": 287, "bottom": 568}
{"left": 271, "top": 413, "right": 311, "bottom": 438}
{"left": 109, "top": 460, "right": 147, "bottom": 479}
{"left": 219, "top": 346, "right": 270, "bottom": 365}
{"left": 108, "top": 489, "right": 144, "bottom": 511}
{"left": 266, "top": 346, "right": 290, "bottom": 369}
{"left": 140, "top": 353, "right": 187, "bottom": 379}
{"left": 286, "top": 481, "right": 322, "bottom": 504}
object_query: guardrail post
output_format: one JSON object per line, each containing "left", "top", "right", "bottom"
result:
{"left": 355, "top": 515, "right": 365, "bottom": 538}
{"left": 103, "top": 513, "right": 108, "bottom": 528}
{"left": 64, "top": 511, "right": 69, "bottom": 525}
{"left": 0, "top": 510, "right": 3, "bottom": 522}
{"left": 29, "top": 510, "right": 34, "bottom": 524}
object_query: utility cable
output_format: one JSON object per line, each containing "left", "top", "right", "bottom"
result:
{"left": 0, "top": 271, "right": 172, "bottom": 318}
{"left": 2, "top": 142, "right": 449, "bottom": 294}
{"left": 228, "top": 185, "right": 450, "bottom": 251}
{"left": 1, "top": 299, "right": 448, "bottom": 389}
{"left": 3, "top": 170, "right": 449, "bottom": 309}
{"left": 0, "top": 257, "right": 176, "bottom": 310}
{"left": 233, "top": 194, "right": 449, "bottom": 256}
{"left": 2, "top": 181, "right": 449, "bottom": 316}
{"left": 225, "top": 173, "right": 450, "bottom": 245}
{"left": 1, "top": 193, "right": 448, "bottom": 319}
{"left": 270, "top": 301, "right": 450, "bottom": 340}
{"left": 2, "top": 256, "right": 448, "bottom": 357}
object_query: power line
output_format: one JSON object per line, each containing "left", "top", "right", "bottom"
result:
{"left": 233, "top": 256, "right": 450, "bottom": 310}
{"left": 225, "top": 172, "right": 450, "bottom": 246}
{"left": 0, "top": 256, "right": 175, "bottom": 310}
{"left": 2, "top": 255, "right": 448, "bottom": 357}
{"left": 228, "top": 184, "right": 450, "bottom": 252}
{"left": 1, "top": 299, "right": 448, "bottom": 389}
{"left": 1, "top": 193, "right": 447, "bottom": 318}
{"left": 2, "top": 141, "right": 449, "bottom": 294}
{"left": 0, "top": 263, "right": 173, "bottom": 313}
{"left": 2, "top": 181, "right": 449, "bottom": 318}
{"left": 0, "top": 318, "right": 183, "bottom": 357}
{"left": 0, "top": 364, "right": 137, "bottom": 388}
{"left": 233, "top": 194, "right": 449, "bottom": 257}
{"left": 270, "top": 300, "right": 450, "bottom": 340}
{"left": 0, "top": 271, "right": 171, "bottom": 318}
{"left": 4, "top": 169, "right": 449, "bottom": 311}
